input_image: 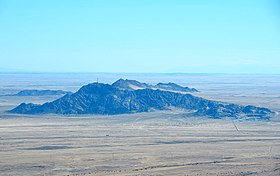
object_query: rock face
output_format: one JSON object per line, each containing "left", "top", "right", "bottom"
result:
{"left": 12, "top": 90, "right": 71, "bottom": 96}
{"left": 9, "top": 80, "right": 273, "bottom": 120}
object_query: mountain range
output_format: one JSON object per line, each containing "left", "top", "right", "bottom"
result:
{"left": 10, "top": 90, "right": 71, "bottom": 96}
{"left": 9, "top": 79, "right": 273, "bottom": 120}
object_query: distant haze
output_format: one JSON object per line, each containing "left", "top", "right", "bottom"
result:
{"left": 0, "top": 0, "right": 280, "bottom": 73}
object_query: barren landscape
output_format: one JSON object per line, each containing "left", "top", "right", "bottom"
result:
{"left": 1, "top": 0, "right": 279, "bottom": 175}
{"left": 1, "top": 73, "right": 280, "bottom": 176}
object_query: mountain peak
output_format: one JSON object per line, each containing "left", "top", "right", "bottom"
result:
{"left": 112, "top": 79, "right": 150, "bottom": 90}
{"left": 112, "top": 79, "right": 198, "bottom": 93}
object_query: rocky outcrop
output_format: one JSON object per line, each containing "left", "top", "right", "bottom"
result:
{"left": 9, "top": 81, "right": 273, "bottom": 120}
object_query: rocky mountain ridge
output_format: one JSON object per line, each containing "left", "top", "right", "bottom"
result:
{"left": 112, "top": 79, "right": 198, "bottom": 92}
{"left": 9, "top": 79, "right": 273, "bottom": 120}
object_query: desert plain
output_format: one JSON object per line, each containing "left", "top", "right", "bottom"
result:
{"left": 0, "top": 73, "right": 280, "bottom": 176}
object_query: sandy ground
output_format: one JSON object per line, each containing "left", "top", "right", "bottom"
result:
{"left": 1, "top": 112, "right": 280, "bottom": 176}
{"left": 1, "top": 73, "right": 280, "bottom": 176}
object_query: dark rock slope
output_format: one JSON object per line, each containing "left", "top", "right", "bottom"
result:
{"left": 9, "top": 82, "right": 273, "bottom": 119}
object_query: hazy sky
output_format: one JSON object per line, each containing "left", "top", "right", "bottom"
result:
{"left": 0, "top": 0, "right": 280, "bottom": 73}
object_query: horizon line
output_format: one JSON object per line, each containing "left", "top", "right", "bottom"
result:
{"left": 0, "top": 71, "right": 280, "bottom": 75}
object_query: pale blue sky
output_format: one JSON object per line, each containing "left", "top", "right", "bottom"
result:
{"left": 0, "top": 0, "right": 279, "bottom": 73}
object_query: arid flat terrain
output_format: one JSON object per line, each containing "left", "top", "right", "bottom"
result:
{"left": 1, "top": 113, "right": 280, "bottom": 176}
{"left": 1, "top": 73, "right": 280, "bottom": 176}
